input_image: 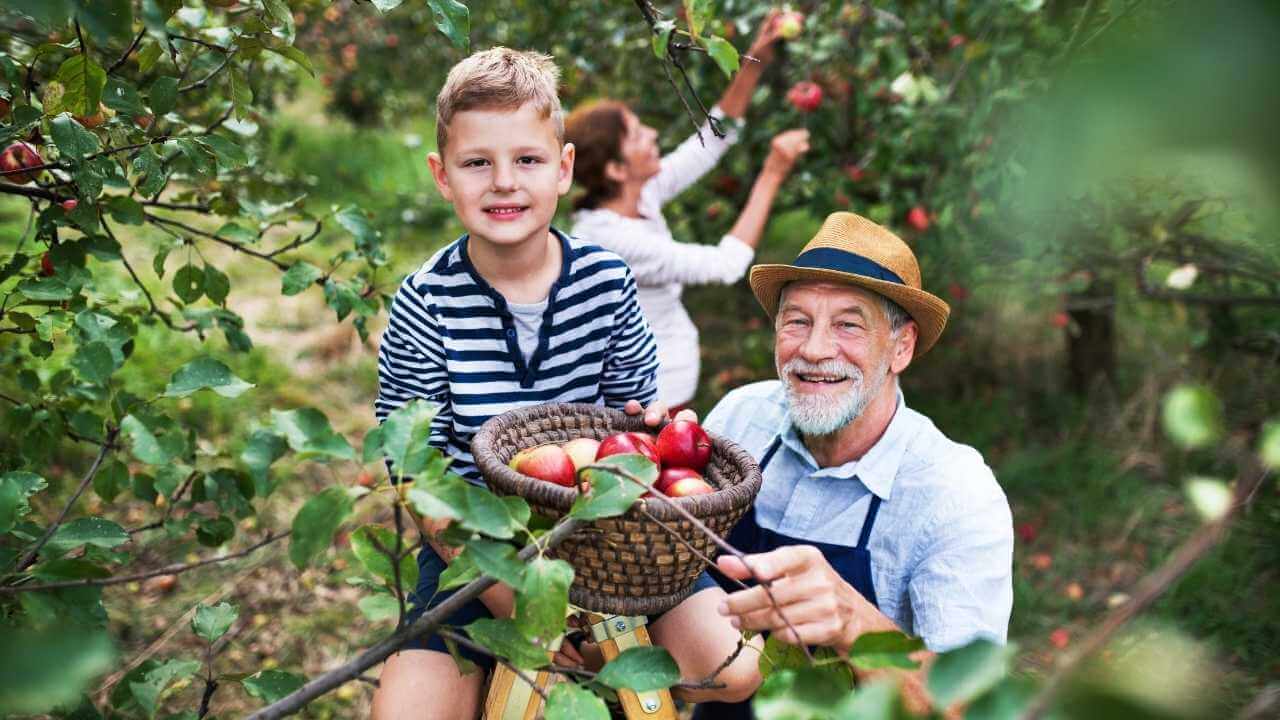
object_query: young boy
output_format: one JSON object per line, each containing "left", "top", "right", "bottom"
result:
{"left": 372, "top": 49, "right": 760, "bottom": 719}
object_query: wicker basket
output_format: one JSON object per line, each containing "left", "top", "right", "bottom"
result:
{"left": 471, "top": 403, "right": 761, "bottom": 616}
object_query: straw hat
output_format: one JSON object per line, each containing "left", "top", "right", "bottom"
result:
{"left": 748, "top": 212, "right": 951, "bottom": 356}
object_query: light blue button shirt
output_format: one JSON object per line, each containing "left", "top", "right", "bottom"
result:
{"left": 704, "top": 380, "right": 1014, "bottom": 652}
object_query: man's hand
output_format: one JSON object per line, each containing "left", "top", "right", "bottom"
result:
{"left": 623, "top": 399, "right": 697, "bottom": 428}
{"left": 716, "top": 545, "right": 884, "bottom": 650}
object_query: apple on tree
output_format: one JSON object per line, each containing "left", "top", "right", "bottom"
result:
{"left": 786, "top": 81, "right": 823, "bottom": 113}
{"left": 776, "top": 10, "right": 804, "bottom": 40}
{"left": 906, "top": 205, "right": 931, "bottom": 232}
{"left": 1, "top": 141, "right": 43, "bottom": 185}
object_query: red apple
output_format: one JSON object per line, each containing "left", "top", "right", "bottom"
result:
{"left": 844, "top": 164, "right": 865, "bottom": 183}
{"left": 1, "top": 141, "right": 43, "bottom": 185}
{"left": 40, "top": 253, "right": 55, "bottom": 277}
{"left": 508, "top": 446, "right": 537, "bottom": 471}
{"left": 561, "top": 438, "right": 601, "bottom": 471}
{"left": 60, "top": 199, "right": 78, "bottom": 212}
{"left": 906, "top": 205, "right": 930, "bottom": 232}
{"left": 0, "top": 97, "right": 10, "bottom": 119}
{"left": 515, "top": 444, "right": 577, "bottom": 487}
{"left": 786, "top": 81, "right": 823, "bottom": 113}
{"left": 656, "top": 420, "right": 712, "bottom": 471}
{"left": 1051, "top": 312, "right": 1070, "bottom": 329}
{"left": 776, "top": 10, "right": 804, "bottom": 40}
{"left": 948, "top": 282, "right": 970, "bottom": 301}
{"left": 949, "top": 34, "right": 967, "bottom": 50}
{"left": 135, "top": 114, "right": 154, "bottom": 130}
{"left": 595, "top": 432, "right": 659, "bottom": 466}
{"left": 656, "top": 467, "right": 703, "bottom": 495}
{"left": 666, "top": 476, "right": 715, "bottom": 497}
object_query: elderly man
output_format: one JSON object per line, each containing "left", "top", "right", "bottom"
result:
{"left": 696, "top": 212, "right": 1013, "bottom": 717}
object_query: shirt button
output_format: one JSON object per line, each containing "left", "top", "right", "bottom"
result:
{"left": 506, "top": 329, "right": 516, "bottom": 338}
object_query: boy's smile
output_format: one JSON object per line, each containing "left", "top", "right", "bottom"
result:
{"left": 428, "top": 102, "right": 574, "bottom": 249}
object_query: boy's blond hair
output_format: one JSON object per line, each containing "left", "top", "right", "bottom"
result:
{"left": 435, "top": 47, "right": 563, "bottom": 153}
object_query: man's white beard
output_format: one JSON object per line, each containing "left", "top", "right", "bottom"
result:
{"left": 778, "top": 356, "right": 890, "bottom": 437}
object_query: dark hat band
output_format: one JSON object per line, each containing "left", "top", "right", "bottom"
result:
{"left": 793, "top": 247, "right": 905, "bottom": 286}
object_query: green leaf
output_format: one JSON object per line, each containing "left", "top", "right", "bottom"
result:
{"left": 74, "top": 0, "right": 134, "bottom": 42}
{"left": 358, "top": 593, "right": 400, "bottom": 622}
{"left": 241, "top": 429, "right": 287, "bottom": 496}
{"left": 52, "top": 55, "right": 107, "bottom": 117}
{"left": 652, "top": 20, "right": 675, "bottom": 60}
{"left": 847, "top": 630, "right": 924, "bottom": 671}
{"left": 1259, "top": 420, "right": 1280, "bottom": 469}
{"left": 93, "top": 460, "right": 128, "bottom": 502}
{"left": 46, "top": 517, "right": 129, "bottom": 555}
{"left": 136, "top": 42, "right": 163, "bottom": 74}
{"left": 196, "top": 515, "right": 236, "bottom": 547}
{"left": 831, "top": 678, "right": 900, "bottom": 720}
{"left": 371, "top": 0, "right": 405, "bottom": 11}
{"left": 103, "top": 77, "right": 146, "bottom": 116}
{"left": 683, "top": 0, "right": 714, "bottom": 40}
{"left": 71, "top": 340, "right": 115, "bottom": 384}
{"left": 228, "top": 67, "right": 252, "bottom": 119}
{"left": 702, "top": 35, "right": 739, "bottom": 78}
{"left": 1161, "top": 384, "right": 1223, "bottom": 449}
{"left": 265, "top": 44, "right": 314, "bottom": 77}
{"left": 465, "top": 618, "right": 548, "bottom": 670}
{"left": 426, "top": 0, "right": 470, "bottom": 50}
{"left": 464, "top": 538, "right": 526, "bottom": 591}
{"left": 121, "top": 414, "right": 179, "bottom": 465}
{"left": 0, "top": 481, "right": 23, "bottom": 534}
{"left": 261, "top": 0, "right": 295, "bottom": 35}
{"left": 515, "top": 556, "right": 572, "bottom": 644}
{"left": 963, "top": 676, "right": 1035, "bottom": 720}
{"left": 272, "top": 407, "right": 356, "bottom": 460}
{"left": 377, "top": 399, "right": 440, "bottom": 477}
{"left": 148, "top": 76, "right": 178, "bottom": 116}
{"left": 426, "top": 476, "right": 521, "bottom": 539}
{"left": 289, "top": 486, "right": 354, "bottom": 569}
{"left": 164, "top": 356, "right": 254, "bottom": 398}
{"left": 241, "top": 669, "right": 306, "bottom": 704}
{"left": 197, "top": 134, "right": 248, "bottom": 171}
{"left": 437, "top": 549, "right": 480, "bottom": 590}
{"left": 173, "top": 263, "right": 205, "bottom": 304}
{"left": 926, "top": 638, "right": 1013, "bottom": 708}
{"left": 130, "top": 658, "right": 200, "bottom": 719}
{"left": 15, "top": 277, "right": 74, "bottom": 301}
{"left": 569, "top": 454, "right": 655, "bottom": 520}
{"left": 0, "top": 627, "right": 116, "bottom": 715}
{"left": 131, "top": 144, "right": 167, "bottom": 197}
{"left": 50, "top": 112, "right": 100, "bottom": 159}
{"left": 595, "top": 646, "right": 680, "bottom": 692}
{"left": 192, "top": 601, "right": 239, "bottom": 643}
{"left": 281, "top": 261, "right": 322, "bottom": 296}
{"left": 752, "top": 667, "right": 851, "bottom": 720}
{"left": 204, "top": 264, "right": 230, "bottom": 305}
{"left": 169, "top": 138, "right": 215, "bottom": 178}
{"left": 216, "top": 222, "right": 259, "bottom": 244}
{"left": 335, "top": 205, "right": 381, "bottom": 255}
{"left": 545, "top": 683, "right": 609, "bottom": 720}
{"left": 104, "top": 195, "right": 145, "bottom": 225}
{"left": 350, "top": 524, "right": 419, "bottom": 589}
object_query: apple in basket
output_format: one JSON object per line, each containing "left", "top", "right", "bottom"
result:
{"left": 656, "top": 420, "right": 712, "bottom": 472}
{"left": 595, "top": 431, "right": 660, "bottom": 466}
{"left": 511, "top": 444, "right": 576, "bottom": 487}
{"left": 655, "top": 466, "right": 704, "bottom": 495}
{"left": 561, "top": 437, "right": 600, "bottom": 471}
{"left": 665, "top": 474, "right": 715, "bottom": 497}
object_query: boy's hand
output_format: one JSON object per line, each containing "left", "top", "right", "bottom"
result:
{"left": 623, "top": 399, "right": 697, "bottom": 427}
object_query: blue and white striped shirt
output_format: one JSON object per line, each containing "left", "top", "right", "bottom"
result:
{"left": 375, "top": 228, "right": 659, "bottom": 483}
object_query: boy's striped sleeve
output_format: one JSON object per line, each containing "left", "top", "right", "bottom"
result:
{"left": 375, "top": 276, "right": 454, "bottom": 462}
{"left": 599, "top": 266, "right": 659, "bottom": 409}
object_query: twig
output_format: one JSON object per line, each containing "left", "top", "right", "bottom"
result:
{"left": 1023, "top": 451, "right": 1270, "bottom": 718}
{"left": 102, "top": 219, "right": 199, "bottom": 332}
{"left": 243, "top": 518, "right": 584, "bottom": 719}
{"left": 581, "top": 463, "right": 814, "bottom": 664}
{"left": 1, "top": 531, "right": 288, "bottom": 593}
{"left": 107, "top": 28, "right": 147, "bottom": 75}
{"left": 13, "top": 426, "right": 119, "bottom": 571}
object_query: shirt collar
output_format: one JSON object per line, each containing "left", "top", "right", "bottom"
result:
{"left": 777, "top": 387, "right": 916, "bottom": 501}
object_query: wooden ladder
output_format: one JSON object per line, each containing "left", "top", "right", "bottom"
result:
{"left": 482, "top": 611, "right": 678, "bottom": 720}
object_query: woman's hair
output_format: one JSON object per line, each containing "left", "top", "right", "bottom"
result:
{"left": 564, "top": 99, "right": 630, "bottom": 211}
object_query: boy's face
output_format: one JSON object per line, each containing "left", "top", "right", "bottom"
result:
{"left": 428, "top": 102, "right": 574, "bottom": 249}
